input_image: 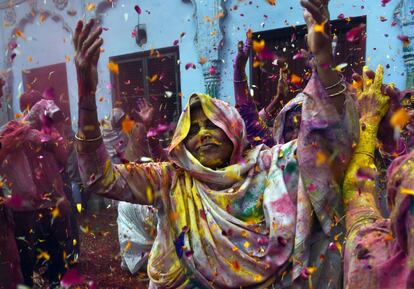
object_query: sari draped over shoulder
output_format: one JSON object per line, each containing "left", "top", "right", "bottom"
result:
{"left": 78, "top": 76, "right": 358, "bottom": 288}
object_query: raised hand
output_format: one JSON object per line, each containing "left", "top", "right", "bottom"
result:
{"left": 276, "top": 67, "right": 289, "bottom": 98}
{"left": 235, "top": 38, "right": 252, "bottom": 71}
{"left": 354, "top": 65, "right": 390, "bottom": 125}
{"left": 136, "top": 98, "right": 155, "bottom": 128}
{"left": 73, "top": 19, "right": 103, "bottom": 106}
{"left": 300, "top": 0, "right": 331, "bottom": 57}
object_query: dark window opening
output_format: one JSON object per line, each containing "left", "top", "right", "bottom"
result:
{"left": 251, "top": 15, "right": 366, "bottom": 111}
{"left": 109, "top": 46, "right": 182, "bottom": 147}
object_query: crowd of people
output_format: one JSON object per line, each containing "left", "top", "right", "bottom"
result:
{"left": 0, "top": 0, "right": 413, "bottom": 288}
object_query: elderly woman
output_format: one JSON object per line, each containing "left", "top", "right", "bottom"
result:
{"left": 74, "top": 1, "right": 357, "bottom": 288}
{"left": 343, "top": 66, "right": 414, "bottom": 289}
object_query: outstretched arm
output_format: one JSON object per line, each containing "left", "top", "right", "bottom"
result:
{"left": 297, "top": 0, "right": 360, "bottom": 234}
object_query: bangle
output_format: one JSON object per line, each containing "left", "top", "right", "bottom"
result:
{"left": 233, "top": 78, "right": 247, "bottom": 83}
{"left": 354, "top": 151, "right": 376, "bottom": 161}
{"left": 74, "top": 133, "right": 103, "bottom": 142}
{"left": 327, "top": 83, "right": 347, "bottom": 98}
{"left": 324, "top": 74, "right": 344, "bottom": 90}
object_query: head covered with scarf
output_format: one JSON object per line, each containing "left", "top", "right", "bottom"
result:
{"left": 142, "top": 93, "right": 309, "bottom": 288}
{"left": 272, "top": 95, "right": 304, "bottom": 144}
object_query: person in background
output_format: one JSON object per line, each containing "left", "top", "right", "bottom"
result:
{"left": 343, "top": 65, "right": 414, "bottom": 289}
{"left": 0, "top": 77, "right": 23, "bottom": 289}
{"left": 118, "top": 98, "right": 166, "bottom": 278}
{"left": 233, "top": 37, "right": 292, "bottom": 147}
{"left": 0, "top": 93, "right": 72, "bottom": 288}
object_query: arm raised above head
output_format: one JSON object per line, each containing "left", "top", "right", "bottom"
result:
{"left": 233, "top": 37, "right": 274, "bottom": 147}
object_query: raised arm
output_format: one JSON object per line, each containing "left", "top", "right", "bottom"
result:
{"left": 73, "top": 19, "right": 170, "bottom": 205}
{"left": 300, "top": 0, "right": 346, "bottom": 114}
{"left": 343, "top": 66, "right": 390, "bottom": 238}
{"left": 135, "top": 98, "right": 168, "bottom": 161}
{"left": 297, "top": 0, "right": 360, "bottom": 234}
{"left": 259, "top": 67, "right": 288, "bottom": 120}
{"left": 233, "top": 37, "right": 274, "bottom": 147}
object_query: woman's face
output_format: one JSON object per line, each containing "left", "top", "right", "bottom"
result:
{"left": 184, "top": 106, "right": 233, "bottom": 169}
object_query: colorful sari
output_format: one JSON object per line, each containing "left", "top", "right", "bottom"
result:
{"left": 344, "top": 150, "right": 414, "bottom": 289}
{"left": 78, "top": 76, "right": 357, "bottom": 288}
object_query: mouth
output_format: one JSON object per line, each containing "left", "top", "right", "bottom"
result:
{"left": 197, "top": 143, "right": 219, "bottom": 151}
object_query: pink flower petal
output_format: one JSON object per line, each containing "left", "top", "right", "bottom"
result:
{"left": 346, "top": 25, "right": 366, "bottom": 43}
{"left": 381, "top": 0, "right": 391, "bottom": 7}
{"left": 185, "top": 63, "right": 196, "bottom": 70}
{"left": 134, "top": 5, "right": 142, "bottom": 14}
{"left": 60, "top": 268, "right": 85, "bottom": 288}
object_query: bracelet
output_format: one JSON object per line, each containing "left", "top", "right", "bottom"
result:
{"left": 354, "top": 151, "right": 376, "bottom": 161}
{"left": 233, "top": 78, "right": 247, "bottom": 83}
{"left": 74, "top": 133, "right": 103, "bottom": 142}
{"left": 324, "top": 74, "right": 344, "bottom": 90}
{"left": 327, "top": 83, "right": 347, "bottom": 98}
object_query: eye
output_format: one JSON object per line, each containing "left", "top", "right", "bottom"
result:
{"left": 188, "top": 123, "right": 199, "bottom": 136}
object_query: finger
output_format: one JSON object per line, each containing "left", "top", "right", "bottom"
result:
{"left": 81, "top": 26, "right": 103, "bottom": 54}
{"left": 362, "top": 66, "right": 374, "bottom": 91}
{"left": 78, "top": 19, "right": 95, "bottom": 54}
{"left": 352, "top": 73, "right": 363, "bottom": 93}
{"left": 384, "top": 84, "right": 400, "bottom": 101}
{"left": 85, "top": 38, "right": 103, "bottom": 62}
{"left": 372, "top": 64, "right": 384, "bottom": 92}
{"left": 73, "top": 20, "right": 83, "bottom": 51}
{"left": 300, "top": 0, "right": 325, "bottom": 24}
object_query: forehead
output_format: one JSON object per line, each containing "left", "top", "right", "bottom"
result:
{"left": 190, "top": 106, "right": 208, "bottom": 123}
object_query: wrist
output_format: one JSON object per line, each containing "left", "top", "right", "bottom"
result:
{"left": 233, "top": 71, "right": 247, "bottom": 82}
{"left": 314, "top": 51, "right": 334, "bottom": 68}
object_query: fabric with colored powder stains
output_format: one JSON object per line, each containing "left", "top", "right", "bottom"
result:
{"left": 77, "top": 86, "right": 357, "bottom": 288}
{"left": 0, "top": 101, "right": 70, "bottom": 212}
{"left": 344, "top": 150, "right": 414, "bottom": 289}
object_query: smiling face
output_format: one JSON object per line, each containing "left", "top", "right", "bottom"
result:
{"left": 184, "top": 104, "right": 233, "bottom": 169}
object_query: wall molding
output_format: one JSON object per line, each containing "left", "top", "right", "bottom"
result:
{"left": 394, "top": 0, "right": 414, "bottom": 89}
{"left": 190, "top": 0, "right": 226, "bottom": 98}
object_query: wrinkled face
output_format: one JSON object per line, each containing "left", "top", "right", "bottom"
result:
{"left": 184, "top": 106, "right": 233, "bottom": 169}
{"left": 283, "top": 107, "right": 301, "bottom": 142}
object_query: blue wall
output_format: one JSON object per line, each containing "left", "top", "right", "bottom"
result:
{"left": 0, "top": 0, "right": 406, "bottom": 127}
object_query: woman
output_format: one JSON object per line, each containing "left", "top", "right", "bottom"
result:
{"left": 343, "top": 66, "right": 414, "bottom": 289}
{"left": 75, "top": 1, "right": 357, "bottom": 288}
{"left": 234, "top": 38, "right": 302, "bottom": 147}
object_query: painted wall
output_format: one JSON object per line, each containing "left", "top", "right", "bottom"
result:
{"left": 0, "top": 0, "right": 406, "bottom": 128}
